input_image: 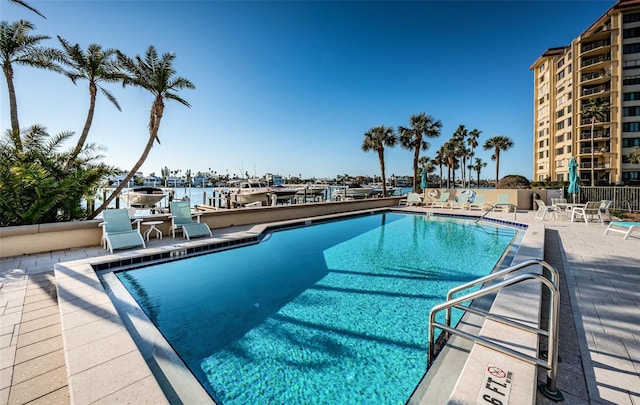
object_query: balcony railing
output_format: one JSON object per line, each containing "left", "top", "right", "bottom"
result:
{"left": 579, "top": 131, "right": 610, "bottom": 140}
{"left": 582, "top": 85, "right": 609, "bottom": 96}
{"left": 580, "top": 147, "right": 610, "bottom": 154}
{"left": 581, "top": 54, "right": 611, "bottom": 68}
{"left": 581, "top": 39, "right": 611, "bottom": 53}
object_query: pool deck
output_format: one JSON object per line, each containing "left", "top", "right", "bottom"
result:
{"left": 1, "top": 208, "right": 638, "bottom": 404}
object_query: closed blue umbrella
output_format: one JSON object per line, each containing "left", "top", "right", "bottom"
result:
{"left": 420, "top": 168, "right": 427, "bottom": 190}
{"left": 568, "top": 157, "right": 580, "bottom": 203}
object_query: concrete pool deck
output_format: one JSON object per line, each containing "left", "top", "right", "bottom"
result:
{"left": 1, "top": 208, "right": 638, "bottom": 404}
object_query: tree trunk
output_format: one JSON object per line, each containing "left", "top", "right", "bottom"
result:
{"left": 378, "top": 150, "right": 387, "bottom": 197}
{"left": 495, "top": 151, "right": 500, "bottom": 186}
{"left": 590, "top": 119, "right": 595, "bottom": 186}
{"left": 3, "top": 61, "right": 21, "bottom": 150}
{"left": 66, "top": 82, "right": 97, "bottom": 172}
{"left": 413, "top": 144, "right": 420, "bottom": 192}
{"left": 89, "top": 99, "right": 164, "bottom": 219}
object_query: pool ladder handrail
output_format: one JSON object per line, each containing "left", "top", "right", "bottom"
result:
{"left": 427, "top": 259, "right": 564, "bottom": 401}
{"left": 475, "top": 203, "right": 518, "bottom": 222}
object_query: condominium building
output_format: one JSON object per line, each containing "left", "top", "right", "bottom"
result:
{"left": 530, "top": 0, "right": 640, "bottom": 185}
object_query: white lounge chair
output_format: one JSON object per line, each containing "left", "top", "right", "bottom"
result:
{"left": 571, "top": 201, "right": 604, "bottom": 224}
{"left": 401, "top": 192, "right": 423, "bottom": 206}
{"left": 169, "top": 201, "right": 213, "bottom": 240}
{"left": 534, "top": 199, "right": 561, "bottom": 220}
{"left": 426, "top": 192, "right": 450, "bottom": 208}
{"left": 492, "top": 193, "right": 513, "bottom": 212}
{"left": 450, "top": 193, "right": 470, "bottom": 209}
{"left": 99, "top": 209, "right": 146, "bottom": 253}
{"left": 468, "top": 194, "right": 490, "bottom": 211}
{"left": 603, "top": 221, "right": 639, "bottom": 239}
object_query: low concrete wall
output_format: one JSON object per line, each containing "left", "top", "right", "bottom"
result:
{"left": 422, "top": 188, "right": 548, "bottom": 210}
{"left": 0, "top": 197, "right": 401, "bottom": 258}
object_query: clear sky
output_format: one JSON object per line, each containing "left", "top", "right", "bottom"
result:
{"left": 1, "top": 0, "right": 614, "bottom": 181}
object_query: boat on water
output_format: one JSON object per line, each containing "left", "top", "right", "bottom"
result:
{"left": 332, "top": 184, "right": 375, "bottom": 200}
{"left": 269, "top": 184, "right": 298, "bottom": 204}
{"left": 230, "top": 181, "right": 270, "bottom": 206}
{"left": 120, "top": 187, "right": 169, "bottom": 208}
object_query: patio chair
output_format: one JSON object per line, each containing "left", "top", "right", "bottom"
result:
{"left": 401, "top": 192, "right": 423, "bottom": 206}
{"left": 570, "top": 201, "right": 604, "bottom": 224}
{"left": 426, "top": 192, "right": 450, "bottom": 208}
{"left": 99, "top": 209, "right": 146, "bottom": 253}
{"left": 599, "top": 200, "right": 613, "bottom": 222}
{"left": 468, "top": 194, "right": 490, "bottom": 211}
{"left": 169, "top": 201, "right": 213, "bottom": 240}
{"left": 450, "top": 193, "right": 470, "bottom": 210}
{"left": 492, "top": 193, "right": 513, "bottom": 212}
{"left": 603, "top": 221, "right": 639, "bottom": 240}
{"left": 534, "top": 199, "right": 561, "bottom": 220}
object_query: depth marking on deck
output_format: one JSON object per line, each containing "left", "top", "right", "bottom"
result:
{"left": 476, "top": 364, "right": 513, "bottom": 405}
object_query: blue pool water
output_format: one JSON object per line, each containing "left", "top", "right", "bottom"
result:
{"left": 116, "top": 212, "right": 519, "bottom": 404}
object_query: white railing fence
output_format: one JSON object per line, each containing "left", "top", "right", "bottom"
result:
{"left": 572, "top": 186, "right": 640, "bottom": 212}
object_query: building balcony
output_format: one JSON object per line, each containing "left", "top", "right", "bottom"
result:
{"left": 580, "top": 40, "right": 611, "bottom": 57}
{"left": 579, "top": 130, "right": 610, "bottom": 140}
{"left": 579, "top": 147, "right": 610, "bottom": 154}
{"left": 580, "top": 117, "right": 610, "bottom": 126}
{"left": 579, "top": 162, "right": 610, "bottom": 169}
{"left": 580, "top": 54, "right": 611, "bottom": 71}
{"left": 580, "top": 70, "right": 611, "bottom": 85}
{"left": 581, "top": 85, "right": 610, "bottom": 97}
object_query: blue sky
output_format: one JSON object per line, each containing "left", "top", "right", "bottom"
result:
{"left": 1, "top": 0, "right": 614, "bottom": 181}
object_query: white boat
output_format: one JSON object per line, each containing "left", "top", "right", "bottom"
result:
{"left": 230, "top": 181, "right": 270, "bottom": 206}
{"left": 269, "top": 184, "right": 298, "bottom": 204}
{"left": 332, "top": 184, "right": 374, "bottom": 200}
{"left": 120, "top": 187, "right": 168, "bottom": 208}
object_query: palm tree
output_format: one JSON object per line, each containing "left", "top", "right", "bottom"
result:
{"left": 452, "top": 125, "right": 468, "bottom": 187}
{"left": 483, "top": 135, "right": 514, "bottom": 186}
{"left": 441, "top": 140, "right": 458, "bottom": 188}
{"left": 467, "top": 128, "right": 481, "bottom": 186}
{"left": 57, "top": 37, "right": 123, "bottom": 169}
{"left": 0, "top": 20, "right": 62, "bottom": 149}
{"left": 582, "top": 97, "right": 610, "bottom": 185}
{"left": 90, "top": 46, "right": 195, "bottom": 218}
{"left": 628, "top": 146, "right": 640, "bottom": 164}
{"left": 472, "top": 157, "right": 487, "bottom": 189}
{"left": 398, "top": 113, "right": 442, "bottom": 192}
{"left": 362, "top": 126, "right": 397, "bottom": 197}
{"left": 434, "top": 149, "right": 444, "bottom": 188}
{"left": 8, "top": 0, "right": 46, "bottom": 18}
{"left": 418, "top": 155, "right": 435, "bottom": 189}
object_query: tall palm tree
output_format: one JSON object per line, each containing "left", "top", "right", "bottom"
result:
{"left": 483, "top": 135, "right": 514, "bottom": 186}
{"left": 398, "top": 112, "right": 442, "bottom": 192}
{"left": 0, "top": 20, "right": 61, "bottom": 149}
{"left": 467, "top": 128, "right": 481, "bottom": 186}
{"left": 434, "top": 148, "right": 444, "bottom": 188}
{"left": 8, "top": 0, "right": 46, "bottom": 18}
{"left": 90, "top": 46, "right": 195, "bottom": 218}
{"left": 472, "top": 157, "right": 487, "bottom": 189}
{"left": 362, "top": 126, "right": 397, "bottom": 197}
{"left": 452, "top": 125, "right": 468, "bottom": 187}
{"left": 582, "top": 97, "right": 610, "bottom": 185}
{"left": 57, "top": 37, "right": 123, "bottom": 169}
{"left": 440, "top": 140, "right": 458, "bottom": 188}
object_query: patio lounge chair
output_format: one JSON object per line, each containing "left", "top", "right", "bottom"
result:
{"left": 99, "top": 209, "right": 146, "bottom": 253}
{"left": 570, "top": 201, "right": 604, "bottom": 224}
{"left": 492, "top": 193, "right": 513, "bottom": 212}
{"left": 599, "top": 200, "right": 613, "bottom": 222}
{"left": 534, "top": 199, "right": 561, "bottom": 220}
{"left": 450, "top": 193, "right": 470, "bottom": 209}
{"left": 169, "top": 201, "right": 213, "bottom": 240}
{"left": 401, "top": 192, "right": 423, "bottom": 206}
{"left": 603, "top": 221, "right": 639, "bottom": 239}
{"left": 468, "top": 194, "right": 490, "bottom": 211}
{"left": 426, "top": 192, "right": 450, "bottom": 208}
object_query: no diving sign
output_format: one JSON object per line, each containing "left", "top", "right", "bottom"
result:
{"left": 476, "top": 364, "right": 513, "bottom": 405}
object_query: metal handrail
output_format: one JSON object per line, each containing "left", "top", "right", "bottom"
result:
{"left": 474, "top": 203, "right": 517, "bottom": 222}
{"left": 427, "top": 265, "right": 564, "bottom": 401}
{"left": 444, "top": 259, "right": 558, "bottom": 327}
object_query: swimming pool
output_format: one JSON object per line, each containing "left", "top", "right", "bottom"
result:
{"left": 112, "top": 212, "right": 521, "bottom": 404}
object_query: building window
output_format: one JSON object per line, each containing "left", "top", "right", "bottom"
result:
{"left": 567, "top": 145, "right": 572, "bottom": 153}
{"left": 538, "top": 151, "right": 544, "bottom": 159}
{"left": 623, "top": 76, "right": 640, "bottom": 85}
{"left": 623, "top": 43, "right": 640, "bottom": 55}
{"left": 539, "top": 140, "right": 544, "bottom": 148}
{"left": 556, "top": 121, "right": 565, "bottom": 130}
{"left": 623, "top": 122, "right": 640, "bottom": 132}
{"left": 624, "top": 27, "right": 640, "bottom": 38}
{"left": 556, "top": 174, "right": 564, "bottom": 182}
{"left": 623, "top": 92, "right": 640, "bottom": 101}
{"left": 539, "top": 97, "right": 545, "bottom": 105}
{"left": 622, "top": 171, "right": 640, "bottom": 181}
{"left": 623, "top": 106, "right": 640, "bottom": 116}
{"left": 622, "top": 138, "right": 640, "bottom": 147}
{"left": 623, "top": 12, "right": 640, "bottom": 23}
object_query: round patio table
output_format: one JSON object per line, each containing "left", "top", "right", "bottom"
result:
{"left": 141, "top": 221, "right": 163, "bottom": 241}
